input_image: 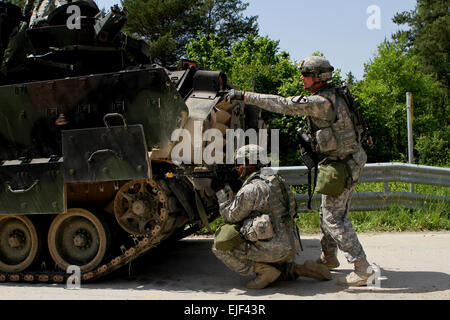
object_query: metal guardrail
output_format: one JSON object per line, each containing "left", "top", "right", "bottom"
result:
{"left": 268, "top": 163, "right": 450, "bottom": 211}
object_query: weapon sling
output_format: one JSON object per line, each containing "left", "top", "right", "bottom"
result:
{"left": 297, "top": 128, "right": 319, "bottom": 210}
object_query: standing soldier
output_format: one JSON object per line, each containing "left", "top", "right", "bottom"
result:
{"left": 226, "top": 56, "right": 373, "bottom": 287}
{"left": 212, "top": 144, "right": 331, "bottom": 289}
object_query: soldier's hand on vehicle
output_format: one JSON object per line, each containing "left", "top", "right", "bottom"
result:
{"left": 215, "top": 184, "right": 234, "bottom": 203}
{"left": 225, "top": 89, "right": 245, "bottom": 103}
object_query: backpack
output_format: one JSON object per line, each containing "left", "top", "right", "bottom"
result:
{"left": 336, "top": 86, "right": 373, "bottom": 147}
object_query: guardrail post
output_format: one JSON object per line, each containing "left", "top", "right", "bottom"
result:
{"left": 406, "top": 92, "right": 414, "bottom": 193}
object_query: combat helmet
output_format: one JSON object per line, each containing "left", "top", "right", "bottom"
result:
{"left": 235, "top": 144, "right": 266, "bottom": 166}
{"left": 298, "top": 56, "right": 334, "bottom": 81}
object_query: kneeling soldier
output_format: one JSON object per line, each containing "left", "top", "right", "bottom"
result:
{"left": 212, "top": 144, "right": 331, "bottom": 289}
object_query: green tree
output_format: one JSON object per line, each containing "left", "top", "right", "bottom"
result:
{"left": 392, "top": 0, "right": 450, "bottom": 87}
{"left": 121, "top": 0, "right": 258, "bottom": 66}
{"left": 184, "top": 32, "right": 233, "bottom": 73}
{"left": 190, "top": 0, "right": 258, "bottom": 50}
{"left": 352, "top": 37, "right": 449, "bottom": 165}
{"left": 345, "top": 71, "right": 356, "bottom": 86}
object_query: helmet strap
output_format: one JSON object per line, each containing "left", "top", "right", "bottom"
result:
{"left": 239, "top": 166, "right": 247, "bottom": 179}
{"left": 311, "top": 74, "right": 328, "bottom": 92}
{"left": 239, "top": 164, "right": 260, "bottom": 179}
{"left": 304, "top": 73, "right": 321, "bottom": 91}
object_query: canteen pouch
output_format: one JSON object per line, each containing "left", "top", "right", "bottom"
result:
{"left": 316, "top": 161, "right": 353, "bottom": 196}
{"left": 214, "top": 223, "right": 245, "bottom": 251}
{"left": 240, "top": 214, "right": 275, "bottom": 242}
{"left": 316, "top": 127, "right": 338, "bottom": 153}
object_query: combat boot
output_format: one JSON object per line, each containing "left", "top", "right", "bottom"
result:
{"left": 316, "top": 249, "right": 340, "bottom": 270}
{"left": 295, "top": 260, "right": 332, "bottom": 281}
{"left": 245, "top": 263, "right": 281, "bottom": 289}
{"left": 336, "top": 257, "right": 374, "bottom": 287}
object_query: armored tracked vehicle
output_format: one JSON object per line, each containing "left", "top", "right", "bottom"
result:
{"left": 0, "top": 0, "right": 262, "bottom": 283}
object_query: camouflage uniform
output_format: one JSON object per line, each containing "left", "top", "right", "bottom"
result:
{"left": 212, "top": 172, "right": 300, "bottom": 276}
{"left": 245, "top": 84, "right": 367, "bottom": 263}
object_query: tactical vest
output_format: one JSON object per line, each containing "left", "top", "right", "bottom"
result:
{"left": 307, "top": 85, "right": 359, "bottom": 160}
{"left": 242, "top": 171, "right": 301, "bottom": 257}
{"left": 242, "top": 171, "right": 296, "bottom": 219}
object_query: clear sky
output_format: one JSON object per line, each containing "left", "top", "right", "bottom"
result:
{"left": 94, "top": 0, "right": 417, "bottom": 80}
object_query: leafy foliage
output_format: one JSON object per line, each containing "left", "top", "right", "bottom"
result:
{"left": 392, "top": 0, "right": 450, "bottom": 87}
{"left": 121, "top": 0, "right": 258, "bottom": 66}
{"left": 352, "top": 36, "right": 449, "bottom": 165}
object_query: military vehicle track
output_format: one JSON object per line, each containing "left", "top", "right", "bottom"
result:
{"left": 0, "top": 177, "right": 194, "bottom": 284}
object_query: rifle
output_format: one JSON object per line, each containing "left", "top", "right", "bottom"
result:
{"left": 168, "top": 164, "right": 243, "bottom": 193}
{"left": 297, "top": 128, "right": 322, "bottom": 210}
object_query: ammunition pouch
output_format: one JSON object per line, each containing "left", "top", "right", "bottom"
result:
{"left": 214, "top": 223, "right": 245, "bottom": 251}
{"left": 316, "top": 127, "right": 338, "bottom": 153}
{"left": 316, "top": 160, "right": 353, "bottom": 196}
{"left": 240, "top": 213, "right": 275, "bottom": 242}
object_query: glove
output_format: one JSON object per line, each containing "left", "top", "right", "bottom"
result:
{"left": 215, "top": 184, "right": 234, "bottom": 204}
{"left": 216, "top": 189, "right": 228, "bottom": 204}
{"left": 225, "top": 89, "right": 245, "bottom": 103}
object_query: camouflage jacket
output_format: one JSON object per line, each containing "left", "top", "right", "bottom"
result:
{"left": 218, "top": 172, "right": 300, "bottom": 255}
{"left": 245, "top": 85, "right": 367, "bottom": 179}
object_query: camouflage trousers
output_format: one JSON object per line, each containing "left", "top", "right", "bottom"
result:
{"left": 319, "top": 184, "right": 366, "bottom": 263}
{"left": 212, "top": 240, "right": 293, "bottom": 277}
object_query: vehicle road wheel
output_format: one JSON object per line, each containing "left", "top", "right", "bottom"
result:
{"left": 0, "top": 215, "right": 40, "bottom": 273}
{"left": 48, "top": 208, "right": 110, "bottom": 273}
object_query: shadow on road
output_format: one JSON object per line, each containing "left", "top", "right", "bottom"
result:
{"left": 2, "top": 237, "right": 447, "bottom": 299}
{"left": 343, "top": 269, "right": 450, "bottom": 295}
{"left": 78, "top": 238, "right": 449, "bottom": 298}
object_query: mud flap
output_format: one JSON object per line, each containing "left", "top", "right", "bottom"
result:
{"left": 62, "top": 114, "right": 151, "bottom": 183}
{"left": 0, "top": 158, "right": 65, "bottom": 214}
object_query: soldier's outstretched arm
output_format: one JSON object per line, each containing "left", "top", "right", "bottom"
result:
{"left": 218, "top": 181, "right": 270, "bottom": 223}
{"left": 244, "top": 92, "right": 334, "bottom": 121}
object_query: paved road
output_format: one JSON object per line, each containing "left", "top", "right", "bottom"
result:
{"left": 0, "top": 232, "right": 449, "bottom": 300}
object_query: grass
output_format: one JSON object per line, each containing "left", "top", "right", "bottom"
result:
{"left": 297, "top": 182, "right": 449, "bottom": 233}
{"left": 197, "top": 182, "right": 449, "bottom": 234}
{"left": 298, "top": 202, "right": 449, "bottom": 233}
